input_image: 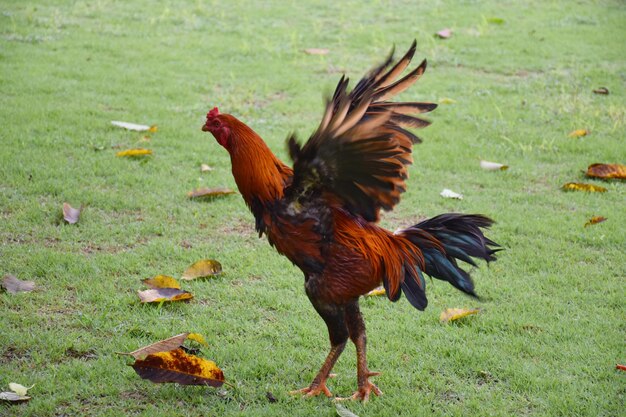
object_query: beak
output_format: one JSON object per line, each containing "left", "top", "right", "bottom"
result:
{"left": 202, "top": 123, "right": 210, "bottom": 132}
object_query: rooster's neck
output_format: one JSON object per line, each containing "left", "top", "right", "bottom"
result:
{"left": 228, "top": 125, "right": 292, "bottom": 210}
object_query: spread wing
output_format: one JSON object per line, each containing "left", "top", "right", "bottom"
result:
{"left": 288, "top": 40, "right": 437, "bottom": 222}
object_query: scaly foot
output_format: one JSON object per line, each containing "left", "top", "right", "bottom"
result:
{"left": 336, "top": 372, "right": 382, "bottom": 402}
{"left": 289, "top": 374, "right": 337, "bottom": 398}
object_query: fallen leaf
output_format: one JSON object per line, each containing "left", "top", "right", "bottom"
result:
{"left": 142, "top": 275, "right": 181, "bottom": 290}
{"left": 480, "top": 160, "right": 509, "bottom": 171}
{"left": 187, "top": 333, "right": 209, "bottom": 347}
{"left": 585, "top": 163, "right": 626, "bottom": 180}
{"left": 584, "top": 216, "right": 607, "bottom": 227}
{"left": 568, "top": 129, "right": 589, "bottom": 138}
{"left": 122, "top": 333, "right": 190, "bottom": 360}
{"left": 131, "top": 348, "right": 224, "bottom": 387}
{"left": 440, "top": 308, "right": 480, "bottom": 323}
{"left": 8, "top": 383, "right": 34, "bottom": 397}
{"left": 200, "top": 164, "right": 213, "bottom": 172}
{"left": 366, "top": 286, "right": 386, "bottom": 297}
{"left": 435, "top": 28, "right": 452, "bottom": 39}
{"left": 561, "top": 183, "right": 607, "bottom": 193}
{"left": 440, "top": 188, "right": 463, "bottom": 199}
{"left": 137, "top": 288, "right": 193, "bottom": 303}
{"left": 116, "top": 148, "right": 153, "bottom": 157}
{"left": 336, "top": 403, "right": 360, "bottom": 417}
{"left": 593, "top": 87, "right": 609, "bottom": 95}
{"left": 63, "top": 202, "right": 81, "bottom": 224}
{"left": 0, "top": 392, "right": 30, "bottom": 403}
{"left": 304, "top": 48, "right": 329, "bottom": 55}
{"left": 486, "top": 17, "right": 505, "bottom": 24}
{"left": 616, "top": 364, "right": 626, "bottom": 371}
{"left": 181, "top": 259, "right": 222, "bottom": 281}
{"left": 111, "top": 121, "right": 157, "bottom": 132}
{"left": 439, "top": 97, "right": 457, "bottom": 104}
{"left": 187, "top": 187, "right": 235, "bottom": 199}
{"left": 2, "top": 275, "right": 36, "bottom": 294}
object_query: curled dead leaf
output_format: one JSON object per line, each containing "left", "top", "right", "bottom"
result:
{"left": 592, "top": 87, "right": 609, "bottom": 95}
{"left": 365, "top": 286, "right": 386, "bottom": 297}
{"left": 561, "top": 183, "right": 607, "bottom": 193}
{"left": 440, "top": 188, "right": 463, "bottom": 199}
{"left": 121, "top": 333, "right": 190, "bottom": 360}
{"left": 584, "top": 216, "right": 607, "bottom": 227}
{"left": 304, "top": 48, "right": 329, "bottom": 55}
{"left": 585, "top": 163, "right": 626, "bottom": 180}
{"left": 2, "top": 275, "right": 35, "bottom": 294}
{"left": 137, "top": 288, "right": 193, "bottom": 303}
{"left": 440, "top": 308, "right": 480, "bottom": 323}
{"left": 131, "top": 348, "right": 224, "bottom": 387}
{"left": 62, "top": 202, "right": 81, "bottom": 224}
{"left": 142, "top": 275, "right": 181, "bottom": 290}
{"left": 8, "top": 383, "right": 34, "bottom": 397}
{"left": 568, "top": 129, "right": 589, "bottom": 138}
{"left": 480, "top": 160, "right": 508, "bottom": 171}
{"left": 0, "top": 392, "right": 30, "bottom": 403}
{"left": 435, "top": 28, "right": 452, "bottom": 39}
{"left": 111, "top": 121, "right": 157, "bottom": 132}
{"left": 116, "top": 148, "right": 153, "bottom": 157}
{"left": 187, "top": 187, "right": 235, "bottom": 199}
{"left": 181, "top": 259, "right": 222, "bottom": 281}
{"left": 200, "top": 164, "right": 213, "bottom": 172}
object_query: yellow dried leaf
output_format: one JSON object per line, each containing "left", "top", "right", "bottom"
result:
{"left": 148, "top": 125, "right": 158, "bottom": 133}
{"left": 131, "top": 348, "right": 224, "bottom": 387}
{"left": 439, "top": 97, "right": 457, "bottom": 104}
{"left": 187, "top": 333, "right": 209, "bottom": 346}
{"left": 142, "top": 275, "right": 181, "bottom": 289}
{"left": 137, "top": 288, "right": 193, "bottom": 303}
{"left": 8, "top": 383, "right": 34, "bottom": 397}
{"left": 561, "top": 182, "right": 607, "bottom": 192}
{"left": 187, "top": 187, "right": 235, "bottom": 199}
{"left": 366, "top": 286, "right": 386, "bottom": 297}
{"left": 181, "top": 259, "right": 222, "bottom": 281}
{"left": 584, "top": 216, "right": 607, "bottom": 227}
{"left": 440, "top": 308, "right": 480, "bottom": 323}
{"left": 568, "top": 129, "right": 589, "bottom": 138}
{"left": 585, "top": 163, "right": 626, "bottom": 180}
{"left": 116, "top": 148, "right": 153, "bottom": 157}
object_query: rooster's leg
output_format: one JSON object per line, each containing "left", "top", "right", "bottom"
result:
{"left": 290, "top": 291, "right": 348, "bottom": 397}
{"left": 338, "top": 301, "right": 382, "bottom": 402}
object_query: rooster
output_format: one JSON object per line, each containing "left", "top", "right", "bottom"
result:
{"left": 202, "top": 41, "right": 499, "bottom": 401}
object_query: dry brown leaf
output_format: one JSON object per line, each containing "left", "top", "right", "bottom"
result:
{"left": 2, "top": 275, "right": 36, "bottom": 294}
{"left": 142, "top": 275, "right": 181, "bottom": 289}
{"left": 593, "top": 87, "right": 609, "bottom": 95}
{"left": 122, "top": 333, "right": 190, "bottom": 360}
{"left": 435, "top": 28, "right": 452, "bottom": 39}
{"left": 585, "top": 163, "right": 626, "bottom": 180}
{"left": 365, "top": 286, "right": 386, "bottom": 297}
{"left": 561, "top": 183, "right": 607, "bottom": 193}
{"left": 187, "top": 187, "right": 235, "bottom": 199}
{"left": 200, "top": 164, "right": 214, "bottom": 172}
{"left": 568, "top": 129, "right": 590, "bottom": 138}
{"left": 304, "top": 48, "right": 329, "bottom": 55}
{"left": 181, "top": 259, "right": 222, "bottom": 281}
{"left": 111, "top": 121, "right": 157, "bottom": 132}
{"left": 480, "top": 160, "right": 509, "bottom": 171}
{"left": 62, "top": 202, "right": 81, "bottom": 224}
{"left": 116, "top": 148, "right": 153, "bottom": 157}
{"left": 584, "top": 216, "right": 607, "bottom": 227}
{"left": 440, "top": 308, "right": 480, "bottom": 323}
{"left": 137, "top": 288, "right": 193, "bottom": 303}
{"left": 0, "top": 392, "right": 30, "bottom": 403}
{"left": 130, "top": 348, "right": 224, "bottom": 387}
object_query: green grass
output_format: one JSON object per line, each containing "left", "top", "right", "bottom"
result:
{"left": 1, "top": 0, "right": 624, "bottom": 416}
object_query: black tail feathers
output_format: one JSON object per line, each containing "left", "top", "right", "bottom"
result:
{"left": 397, "top": 213, "right": 500, "bottom": 309}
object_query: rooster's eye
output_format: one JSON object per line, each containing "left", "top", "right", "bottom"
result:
{"left": 212, "top": 120, "right": 220, "bottom": 128}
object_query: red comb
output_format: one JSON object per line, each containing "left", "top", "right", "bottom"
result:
{"left": 207, "top": 107, "right": 220, "bottom": 118}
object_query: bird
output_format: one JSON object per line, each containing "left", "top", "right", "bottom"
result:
{"left": 201, "top": 40, "right": 500, "bottom": 401}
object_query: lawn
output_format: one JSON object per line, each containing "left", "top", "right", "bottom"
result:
{"left": 1, "top": 0, "right": 624, "bottom": 416}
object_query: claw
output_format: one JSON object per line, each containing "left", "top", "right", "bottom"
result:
{"left": 335, "top": 381, "right": 382, "bottom": 402}
{"left": 289, "top": 381, "right": 333, "bottom": 398}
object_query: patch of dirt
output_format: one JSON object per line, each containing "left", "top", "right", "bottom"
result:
{"left": 64, "top": 347, "right": 98, "bottom": 361}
